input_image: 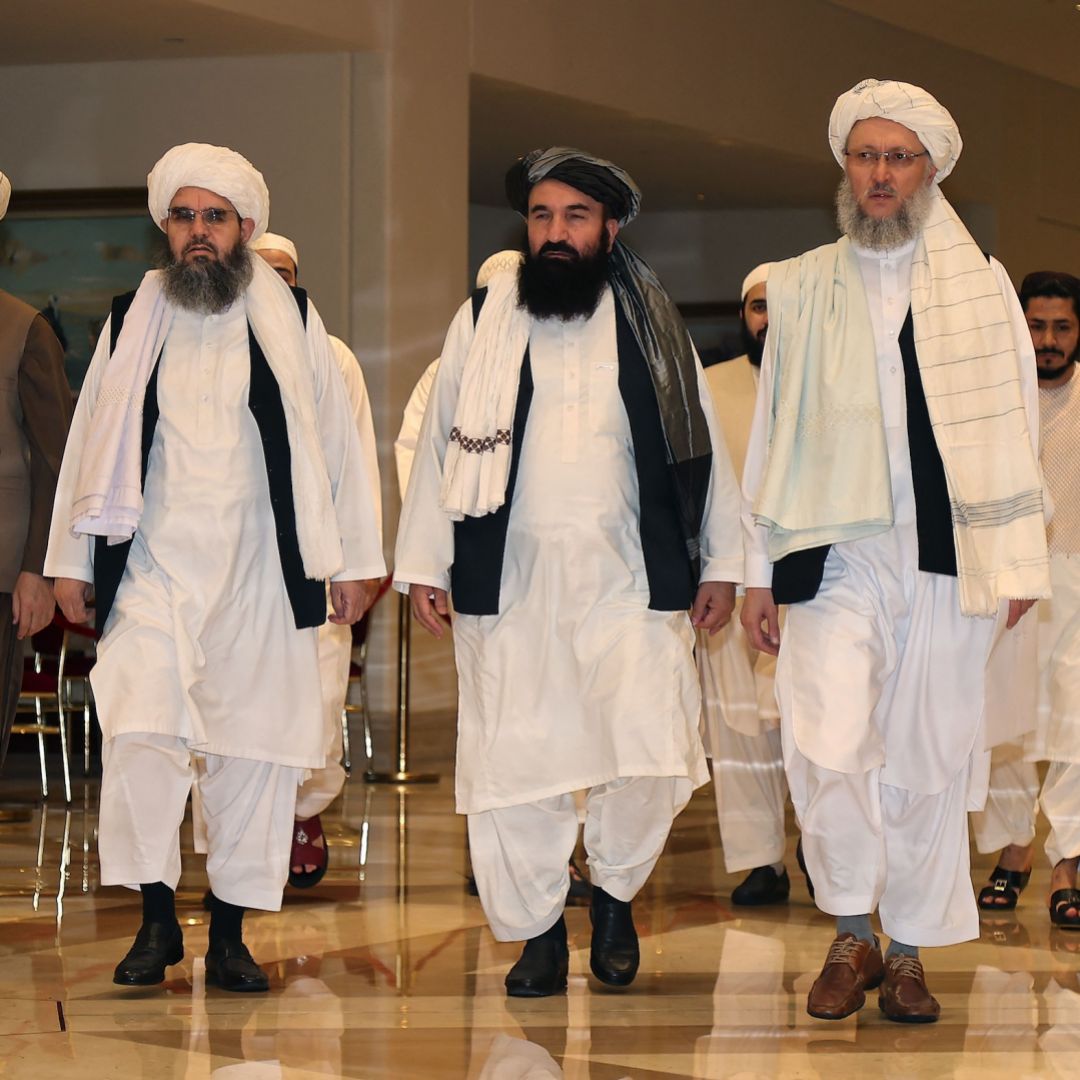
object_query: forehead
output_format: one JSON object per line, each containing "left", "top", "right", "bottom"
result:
{"left": 257, "top": 248, "right": 297, "bottom": 274}
{"left": 846, "top": 116, "right": 924, "bottom": 149}
{"left": 168, "top": 185, "right": 237, "bottom": 210}
{"left": 744, "top": 282, "right": 767, "bottom": 306}
{"left": 527, "top": 178, "right": 604, "bottom": 213}
{"left": 1026, "top": 295, "right": 1079, "bottom": 321}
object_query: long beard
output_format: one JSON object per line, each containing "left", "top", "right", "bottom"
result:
{"left": 161, "top": 239, "right": 254, "bottom": 315}
{"left": 835, "top": 176, "right": 933, "bottom": 251}
{"left": 517, "top": 241, "right": 611, "bottom": 321}
{"left": 740, "top": 319, "right": 765, "bottom": 367}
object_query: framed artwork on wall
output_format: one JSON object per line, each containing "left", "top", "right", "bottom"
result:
{"left": 0, "top": 188, "right": 163, "bottom": 391}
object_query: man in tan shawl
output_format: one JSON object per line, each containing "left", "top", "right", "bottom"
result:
{"left": 741, "top": 80, "right": 1047, "bottom": 1023}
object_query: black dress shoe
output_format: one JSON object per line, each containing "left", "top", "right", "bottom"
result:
{"left": 731, "top": 866, "right": 791, "bottom": 906}
{"left": 205, "top": 940, "right": 270, "bottom": 993}
{"left": 113, "top": 921, "right": 184, "bottom": 986}
{"left": 589, "top": 886, "right": 639, "bottom": 987}
{"left": 505, "top": 916, "right": 569, "bottom": 998}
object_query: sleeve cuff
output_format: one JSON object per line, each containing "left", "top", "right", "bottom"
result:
{"left": 743, "top": 552, "right": 774, "bottom": 590}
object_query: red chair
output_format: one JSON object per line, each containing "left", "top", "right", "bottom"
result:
{"left": 341, "top": 576, "right": 394, "bottom": 773}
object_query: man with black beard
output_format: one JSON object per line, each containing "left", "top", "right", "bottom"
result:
{"left": 395, "top": 147, "right": 743, "bottom": 997}
{"left": 972, "top": 271, "right": 1080, "bottom": 929}
{"left": 742, "top": 81, "right": 1046, "bottom": 1023}
{"left": 45, "top": 143, "right": 384, "bottom": 992}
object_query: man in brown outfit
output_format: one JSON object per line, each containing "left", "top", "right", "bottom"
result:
{"left": 0, "top": 170, "right": 74, "bottom": 767}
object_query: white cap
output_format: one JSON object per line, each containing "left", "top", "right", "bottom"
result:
{"left": 251, "top": 231, "right": 299, "bottom": 269}
{"left": 741, "top": 262, "right": 772, "bottom": 301}
{"left": 476, "top": 249, "right": 524, "bottom": 288}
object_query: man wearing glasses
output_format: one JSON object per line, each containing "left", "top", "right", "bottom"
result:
{"left": 741, "top": 80, "right": 1047, "bottom": 1022}
{"left": 46, "top": 143, "right": 384, "bottom": 992}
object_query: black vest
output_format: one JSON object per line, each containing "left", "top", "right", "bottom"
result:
{"left": 770, "top": 306, "right": 957, "bottom": 605}
{"left": 450, "top": 289, "right": 702, "bottom": 615}
{"left": 92, "top": 287, "right": 326, "bottom": 633}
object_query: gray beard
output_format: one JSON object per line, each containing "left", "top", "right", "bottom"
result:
{"left": 835, "top": 176, "right": 933, "bottom": 251}
{"left": 161, "top": 241, "right": 254, "bottom": 315}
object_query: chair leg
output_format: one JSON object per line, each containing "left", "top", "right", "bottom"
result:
{"left": 341, "top": 706, "right": 352, "bottom": 774}
{"left": 360, "top": 678, "right": 374, "bottom": 772}
{"left": 34, "top": 698, "right": 48, "bottom": 800}
{"left": 83, "top": 691, "right": 91, "bottom": 776}
{"left": 58, "top": 711, "right": 72, "bottom": 804}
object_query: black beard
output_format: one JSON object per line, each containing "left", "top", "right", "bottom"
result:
{"left": 160, "top": 239, "right": 254, "bottom": 315}
{"left": 517, "top": 241, "right": 611, "bottom": 321}
{"left": 740, "top": 319, "right": 765, "bottom": 367}
{"left": 1036, "top": 344, "right": 1080, "bottom": 382}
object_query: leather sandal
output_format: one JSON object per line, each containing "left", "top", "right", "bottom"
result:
{"left": 1049, "top": 888, "right": 1080, "bottom": 929}
{"left": 977, "top": 865, "right": 1030, "bottom": 911}
{"left": 288, "top": 815, "right": 328, "bottom": 889}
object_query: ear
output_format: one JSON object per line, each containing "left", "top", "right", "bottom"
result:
{"left": 605, "top": 217, "right": 620, "bottom": 251}
{"left": 240, "top": 217, "right": 256, "bottom": 243}
{"left": 924, "top": 162, "right": 938, "bottom": 187}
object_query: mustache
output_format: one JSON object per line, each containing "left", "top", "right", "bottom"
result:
{"left": 184, "top": 236, "right": 216, "bottom": 255}
{"left": 867, "top": 182, "right": 898, "bottom": 196}
{"left": 539, "top": 241, "right": 579, "bottom": 260}
{"left": 1037, "top": 349, "right": 1065, "bottom": 360}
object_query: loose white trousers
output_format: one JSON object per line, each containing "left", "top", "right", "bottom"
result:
{"left": 468, "top": 776, "right": 693, "bottom": 941}
{"left": 99, "top": 732, "right": 302, "bottom": 910}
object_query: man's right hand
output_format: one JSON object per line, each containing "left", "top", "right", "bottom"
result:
{"left": 741, "top": 586, "right": 781, "bottom": 656}
{"left": 409, "top": 584, "right": 449, "bottom": 638}
{"left": 54, "top": 577, "right": 93, "bottom": 625}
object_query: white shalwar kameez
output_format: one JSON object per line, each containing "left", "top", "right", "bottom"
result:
{"left": 974, "top": 369, "right": 1080, "bottom": 869}
{"left": 698, "top": 354, "right": 786, "bottom": 873}
{"left": 395, "top": 286, "right": 743, "bottom": 940}
{"left": 743, "top": 242, "right": 1039, "bottom": 946}
{"left": 45, "top": 298, "right": 384, "bottom": 910}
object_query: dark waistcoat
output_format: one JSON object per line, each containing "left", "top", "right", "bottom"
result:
{"left": 92, "top": 287, "right": 325, "bottom": 633}
{"left": 450, "top": 288, "right": 704, "bottom": 616}
{"left": 770, "top": 306, "right": 957, "bottom": 605}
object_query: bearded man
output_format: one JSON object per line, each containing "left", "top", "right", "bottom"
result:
{"left": 394, "top": 147, "right": 743, "bottom": 997}
{"left": 741, "top": 81, "right": 1048, "bottom": 1023}
{"left": 45, "top": 144, "right": 384, "bottom": 992}
{"left": 972, "top": 271, "right": 1080, "bottom": 929}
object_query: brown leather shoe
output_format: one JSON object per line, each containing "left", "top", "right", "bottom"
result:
{"left": 878, "top": 954, "right": 940, "bottom": 1023}
{"left": 806, "top": 933, "right": 885, "bottom": 1020}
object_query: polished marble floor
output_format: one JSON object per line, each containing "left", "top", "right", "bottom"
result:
{"left": 2, "top": 745, "right": 1080, "bottom": 1079}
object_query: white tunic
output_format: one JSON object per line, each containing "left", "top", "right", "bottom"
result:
{"left": 395, "top": 287, "right": 743, "bottom": 813}
{"left": 45, "top": 297, "right": 385, "bottom": 770}
{"left": 743, "top": 243, "right": 1039, "bottom": 791}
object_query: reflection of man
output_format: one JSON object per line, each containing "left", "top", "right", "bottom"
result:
{"left": 742, "top": 81, "right": 1047, "bottom": 1022}
{"left": 395, "top": 147, "right": 743, "bottom": 997}
{"left": 46, "top": 144, "right": 384, "bottom": 992}
{"left": 0, "top": 169, "right": 73, "bottom": 766}
{"left": 250, "top": 231, "right": 382, "bottom": 889}
{"left": 973, "top": 271, "right": 1080, "bottom": 927}
{"left": 698, "top": 263, "right": 800, "bottom": 906}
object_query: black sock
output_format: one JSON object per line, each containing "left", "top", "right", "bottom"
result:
{"left": 140, "top": 882, "right": 176, "bottom": 926}
{"left": 209, "top": 893, "right": 245, "bottom": 947}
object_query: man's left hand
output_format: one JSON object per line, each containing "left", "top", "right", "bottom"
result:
{"left": 329, "top": 579, "right": 380, "bottom": 626}
{"left": 691, "top": 581, "right": 736, "bottom": 635}
{"left": 1006, "top": 598, "right": 1037, "bottom": 630}
{"left": 12, "top": 572, "right": 56, "bottom": 640}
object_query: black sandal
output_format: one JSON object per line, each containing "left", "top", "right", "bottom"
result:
{"left": 1049, "top": 888, "right": 1080, "bottom": 929}
{"left": 977, "top": 866, "right": 1031, "bottom": 911}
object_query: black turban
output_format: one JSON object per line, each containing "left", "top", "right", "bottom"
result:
{"left": 505, "top": 146, "right": 641, "bottom": 225}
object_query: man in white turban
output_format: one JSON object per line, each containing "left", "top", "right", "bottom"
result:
{"left": 741, "top": 80, "right": 1047, "bottom": 1022}
{"left": 697, "top": 263, "right": 812, "bottom": 908}
{"left": 248, "top": 230, "right": 382, "bottom": 889}
{"left": 0, "top": 169, "right": 73, "bottom": 770}
{"left": 45, "top": 143, "right": 385, "bottom": 992}
{"left": 395, "top": 148, "right": 743, "bottom": 997}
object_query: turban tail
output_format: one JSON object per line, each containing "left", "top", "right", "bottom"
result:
{"left": 828, "top": 79, "right": 963, "bottom": 181}
{"left": 147, "top": 143, "right": 270, "bottom": 240}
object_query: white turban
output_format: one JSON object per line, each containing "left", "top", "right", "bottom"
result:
{"left": 0, "top": 171, "right": 10, "bottom": 221}
{"left": 476, "top": 249, "right": 523, "bottom": 288}
{"left": 828, "top": 79, "right": 962, "bottom": 182}
{"left": 147, "top": 143, "right": 270, "bottom": 239}
{"left": 741, "top": 262, "right": 772, "bottom": 302}
{"left": 251, "top": 231, "right": 299, "bottom": 269}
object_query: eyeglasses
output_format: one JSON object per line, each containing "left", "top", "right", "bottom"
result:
{"left": 165, "top": 206, "right": 236, "bottom": 226}
{"left": 843, "top": 150, "right": 930, "bottom": 168}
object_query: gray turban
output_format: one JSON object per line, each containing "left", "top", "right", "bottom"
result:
{"left": 0, "top": 171, "right": 10, "bottom": 221}
{"left": 147, "top": 143, "right": 270, "bottom": 239}
{"left": 828, "top": 79, "right": 963, "bottom": 182}
{"left": 505, "top": 147, "right": 641, "bottom": 226}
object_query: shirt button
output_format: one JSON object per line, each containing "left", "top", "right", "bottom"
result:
{"left": 890, "top": 366, "right": 897, "bottom": 374}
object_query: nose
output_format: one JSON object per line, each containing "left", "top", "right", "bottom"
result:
{"left": 548, "top": 214, "right": 570, "bottom": 242}
{"left": 871, "top": 154, "right": 891, "bottom": 182}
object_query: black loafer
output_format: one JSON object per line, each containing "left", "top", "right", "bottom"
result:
{"left": 505, "top": 916, "right": 569, "bottom": 998}
{"left": 731, "top": 866, "right": 791, "bottom": 906}
{"left": 205, "top": 940, "right": 270, "bottom": 993}
{"left": 589, "top": 886, "right": 639, "bottom": 987}
{"left": 113, "top": 921, "right": 184, "bottom": 986}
